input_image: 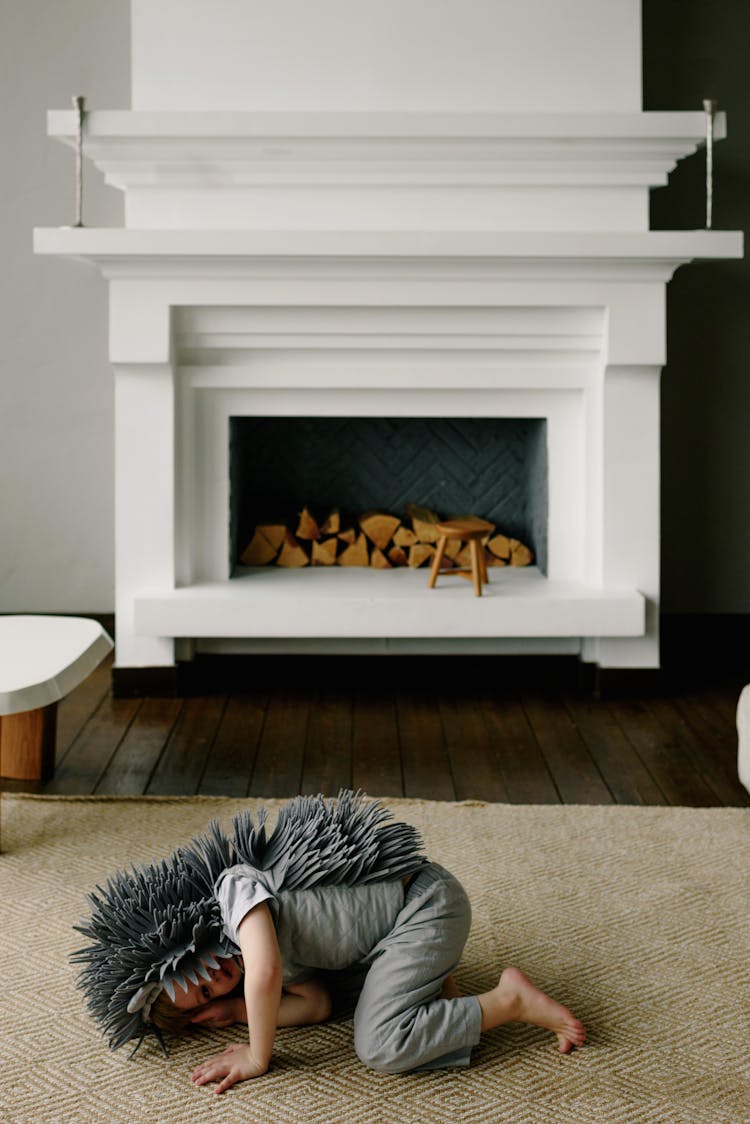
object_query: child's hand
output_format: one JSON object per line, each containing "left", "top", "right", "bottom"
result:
{"left": 190, "top": 1043, "right": 268, "bottom": 1093}
{"left": 190, "top": 998, "right": 242, "bottom": 1028}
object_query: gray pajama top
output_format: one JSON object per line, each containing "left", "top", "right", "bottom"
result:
{"left": 214, "top": 865, "right": 407, "bottom": 984}
{"left": 214, "top": 861, "right": 483, "bottom": 1074}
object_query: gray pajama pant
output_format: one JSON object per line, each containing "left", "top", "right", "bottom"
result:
{"left": 351, "top": 862, "right": 483, "bottom": 1074}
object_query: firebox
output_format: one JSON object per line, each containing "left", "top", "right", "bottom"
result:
{"left": 229, "top": 417, "right": 548, "bottom": 575}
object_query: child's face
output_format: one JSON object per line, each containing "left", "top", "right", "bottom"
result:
{"left": 170, "top": 956, "right": 243, "bottom": 1011}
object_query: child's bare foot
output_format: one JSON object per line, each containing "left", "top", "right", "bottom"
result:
{"left": 478, "top": 966, "right": 586, "bottom": 1053}
{"left": 440, "top": 974, "right": 461, "bottom": 1000}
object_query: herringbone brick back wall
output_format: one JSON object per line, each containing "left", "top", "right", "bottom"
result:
{"left": 230, "top": 417, "right": 548, "bottom": 568}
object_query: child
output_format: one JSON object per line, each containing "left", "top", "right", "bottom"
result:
{"left": 73, "top": 791, "right": 585, "bottom": 1093}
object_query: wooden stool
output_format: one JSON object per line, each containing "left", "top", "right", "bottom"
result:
{"left": 427, "top": 518, "right": 494, "bottom": 597}
{"left": 0, "top": 616, "right": 113, "bottom": 782}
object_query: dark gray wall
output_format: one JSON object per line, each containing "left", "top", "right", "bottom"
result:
{"left": 644, "top": 0, "right": 750, "bottom": 612}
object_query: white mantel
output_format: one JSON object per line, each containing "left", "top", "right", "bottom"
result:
{"left": 32, "top": 1, "right": 744, "bottom": 677}
{"left": 46, "top": 110, "right": 722, "bottom": 232}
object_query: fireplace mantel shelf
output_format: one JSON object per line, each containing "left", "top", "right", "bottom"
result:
{"left": 48, "top": 109, "right": 724, "bottom": 138}
{"left": 33, "top": 227, "right": 743, "bottom": 271}
{"left": 133, "top": 568, "right": 644, "bottom": 641}
{"left": 46, "top": 109, "right": 722, "bottom": 190}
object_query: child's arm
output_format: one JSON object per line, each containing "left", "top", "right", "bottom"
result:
{"left": 277, "top": 978, "right": 332, "bottom": 1027}
{"left": 191, "top": 902, "right": 282, "bottom": 1093}
{"left": 191, "top": 978, "right": 331, "bottom": 1030}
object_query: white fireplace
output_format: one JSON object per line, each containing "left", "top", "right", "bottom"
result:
{"left": 34, "top": 0, "right": 743, "bottom": 678}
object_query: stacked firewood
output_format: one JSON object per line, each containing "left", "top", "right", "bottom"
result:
{"left": 240, "top": 504, "right": 533, "bottom": 569}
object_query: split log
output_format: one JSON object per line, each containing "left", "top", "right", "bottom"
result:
{"left": 312, "top": 538, "right": 338, "bottom": 566}
{"left": 454, "top": 544, "right": 474, "bottom": 569}
{"left": 338, "top": 532, "right": 370, "bottom": 567}
{"left": 487, "top": 534, "right": 511, "bottom": 560}
{"left": 370, "top": 547, "right": 392, "bottom": 569}
{"left": 320, "top": 509, "right": 341, "bottom": 536}
{"left": 393, "top": 526, "right": 417, "bottom": 548}
{"left": 256, "top": 523, "right": 286, "bottom": 552}
{"left": 408, "top": 543, "right": 435, "bottom": 568}
{"left": 405, "top": 503, "right": 442, "bottom": 544}
{"left": 509, "top": 539, "right": 534, "bottom": 566}
{"left": 359, "top": 511, "right": 402, "bottom": 550}
{"left": 296, "top": 506, "right": 321, "bottom": 541}
{"left": 240, "top": 527, "right": 279, "bottom": 566}
{"left": 276, "top": 532, "right": 310, "bottom": 567}
{"left": 485, "top": 551, "right": 506, "bottom": 568}
{"left": 243, "top": 504, "right": 530, "bottom": 571}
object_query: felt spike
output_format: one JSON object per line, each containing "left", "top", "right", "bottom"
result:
{"left": 233, "top": 810, "right": 271, "bottom": 869}
{"left": 168, "top": 975, "right": 186, "bottom": 1002}
{"left": 153, "top": 1026, "right": 169, "bottom": 1058}
{"left": 181, "top": 818, "right": 232, "bottom": 889}
{"left": 183, "top": 964, "right": 199, "bottom": 985}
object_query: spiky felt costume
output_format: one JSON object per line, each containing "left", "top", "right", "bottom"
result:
{"left": 72, "top": 791, "right": 426, "bottom": 1053}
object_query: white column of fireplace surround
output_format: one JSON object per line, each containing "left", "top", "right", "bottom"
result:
{"left": 109, "top": 280, "right": 175, "bottom": 668}
{"left": 113, "top": 363, "right": 176, "bottom": 668}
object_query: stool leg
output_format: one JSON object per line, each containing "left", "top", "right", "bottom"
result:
{"left": 0, "top": 703, "right": 57, "bottom": 782}
{"left": 428, "top": 536, "right": 448, "bottom": 588}
{"left": 478, "top": 543, "right": 488, "bottom": 584}
{"left": 469, "top": 539, "right": 482, "bottom": 597}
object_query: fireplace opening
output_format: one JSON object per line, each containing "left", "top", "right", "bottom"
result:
{"left": 229, "top": 417, "right": 547, "bottom": 574}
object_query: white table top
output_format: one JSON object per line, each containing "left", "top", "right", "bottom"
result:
{"left": 0, "top": 615, "right": 113, "bottom": 716}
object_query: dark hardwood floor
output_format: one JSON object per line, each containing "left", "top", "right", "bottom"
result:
{"left": 5, "top": 655, "right": 749, "bottom": 806}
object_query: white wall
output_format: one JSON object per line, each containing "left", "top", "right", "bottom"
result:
{"left": 0, "top": 0, "right": 129, "bottom": 613}
{"left": 131, "top": 0, "right": 641, "bottom": 112}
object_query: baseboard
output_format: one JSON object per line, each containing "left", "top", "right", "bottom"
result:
{"left": 590, "top": 666, "right": 664, "bottom": 700}
{"left": 188, "top": 652, "right": 587, "bottom": 694}
{"left": 112, "top": 665, "right": 181, "bottom": 698}
{"left": 660, "top": 612, "right": 750, "bottom": 689}
{"left": 102, "top": 612, "right": 750, "bottom": 697}
{"left": 113, "top": 653, "right": 587, "bottom": 697}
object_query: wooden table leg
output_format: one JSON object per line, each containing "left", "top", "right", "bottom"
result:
{"left": 0, "top": 702, "right": 57, "bottom": 782}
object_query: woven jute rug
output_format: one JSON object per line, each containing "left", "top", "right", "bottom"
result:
{"left": 1, "top": 795, "right": 749, "bottom": 1123}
